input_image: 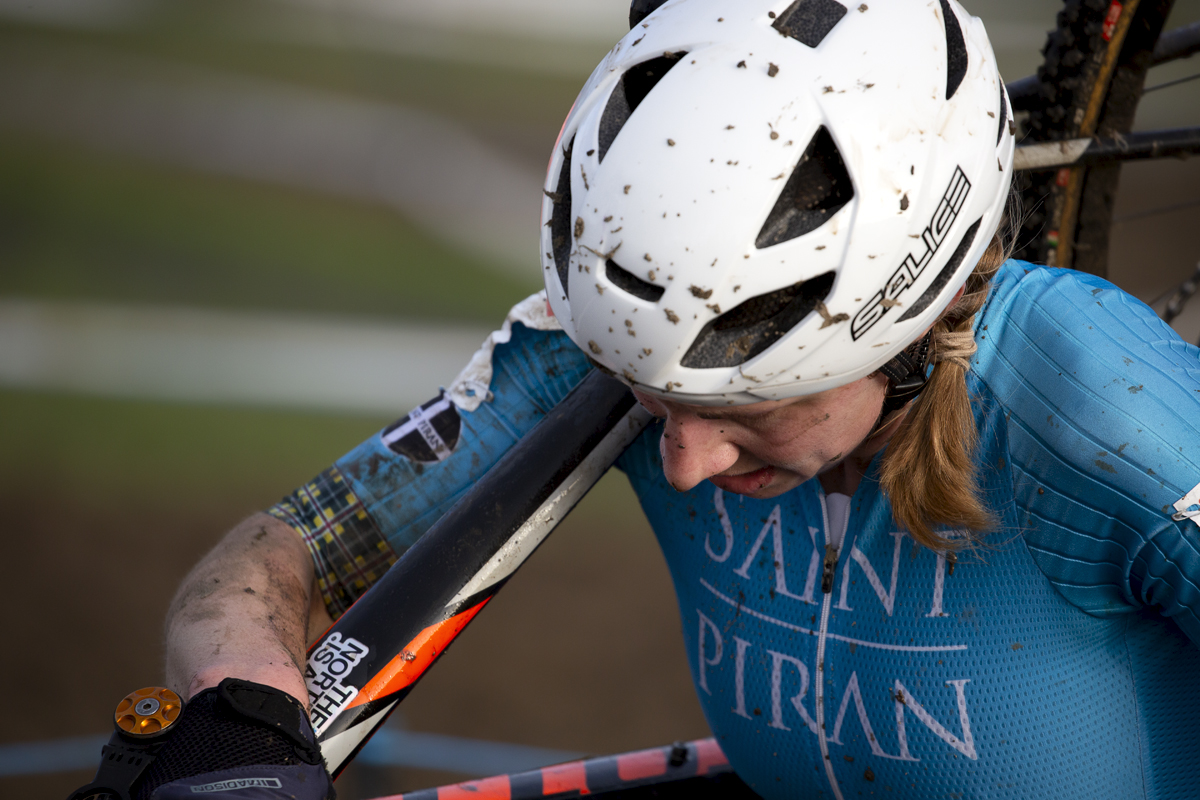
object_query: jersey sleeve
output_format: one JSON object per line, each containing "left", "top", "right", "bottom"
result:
{"left": 268, "top": 294, "right": 594, "bottom": 618}
{"left": 973, "top": 262, "right": 1200, "bottom": 647}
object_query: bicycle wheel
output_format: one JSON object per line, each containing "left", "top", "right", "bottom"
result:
{"left": 1014, "top": 0, "right": 1177, "bottom": 276}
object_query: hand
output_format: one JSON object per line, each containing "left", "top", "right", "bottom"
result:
{"left": 135, "top": 679, "right": 334, "bottom": 800}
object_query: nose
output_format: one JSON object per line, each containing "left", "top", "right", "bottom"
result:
{"left": 658, "top": 411, "right": 740, "bottom": 493}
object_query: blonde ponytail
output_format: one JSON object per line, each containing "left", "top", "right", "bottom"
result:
{"left": 878, "top": 229, "right": 1010, "bottom": 551}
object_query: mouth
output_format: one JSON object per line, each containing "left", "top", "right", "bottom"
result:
{"left": 709, "top": 465, "right": 777, "bottom": 495}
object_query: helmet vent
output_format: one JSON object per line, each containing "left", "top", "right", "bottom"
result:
{"left": 628, "top": 0, "right": 670, "bottom": 28}
{"left": 550, "top": 135, "right": 576, "bottom": 298}
{"left": 772, "top": 0, "right": 848, "bottom": 48}
{"left": 681, "top": 271, "right": 835, "bottom": 369}
{"left": 897, "top": 219, "right": 980, "bottom": 322}
{"left": 599, "top": 53, "right": 686, "bottom": 162}
{"left": 755, "top": 127, "right": 853, "bottom": 249}
{"left": 606, "top": 259, "right": 665, "bottom": 302}
{"left": 996, "top": 85, "right": 1008, "bottom": 145}
{"left": 939, "top": 0, "right": 967, "bottom": 101}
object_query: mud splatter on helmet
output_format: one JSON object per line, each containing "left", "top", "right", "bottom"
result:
{"left": 541, "top": 0, "right": 1013, "bottom": 405}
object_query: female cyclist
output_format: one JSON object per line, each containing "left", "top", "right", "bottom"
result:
{"left": 149, "top": 1, "right": 1200, "bottom": 798}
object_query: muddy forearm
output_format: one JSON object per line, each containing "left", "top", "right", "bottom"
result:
{"left": 164, "top": 512, "right": 329, "bottom": 706}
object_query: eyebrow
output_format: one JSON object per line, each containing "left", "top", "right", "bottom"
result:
{"left": 695, "top": 408, "right": 773, "bottom": 422}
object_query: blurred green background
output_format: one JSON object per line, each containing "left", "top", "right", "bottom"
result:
{"left": 1, "top": 0, "right": 1197, "bottom": 798}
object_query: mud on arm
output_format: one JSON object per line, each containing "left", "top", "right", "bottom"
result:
{"left": 163, "top": 512, "right": 332, "bottom": 706}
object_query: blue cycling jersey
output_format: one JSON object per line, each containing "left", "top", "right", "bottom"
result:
{"left": 272, "top": 261, "right": 1200, "bottom": 799}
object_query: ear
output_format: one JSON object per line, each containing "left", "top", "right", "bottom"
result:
{"left": 941, "top": 284, "right": 967, "bottom": 318}
{"left": 918, "top": 284, "right": 966, "bottom": 340}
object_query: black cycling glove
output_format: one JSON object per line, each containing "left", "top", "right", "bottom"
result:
{"left": 135, "top": 678, "right": 335, "bottom": 800}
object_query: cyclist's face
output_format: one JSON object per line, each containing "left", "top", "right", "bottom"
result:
{"left": 632, "top": 373, "right": 890, "bottom": 499}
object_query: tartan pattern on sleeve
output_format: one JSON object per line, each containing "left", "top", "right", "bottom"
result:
{"left": 269, "top": 466, "right": 398, "bottom": 619}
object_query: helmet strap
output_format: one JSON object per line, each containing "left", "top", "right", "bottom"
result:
{"left": 876, "top": 331, "right": 933, "bottom": 421}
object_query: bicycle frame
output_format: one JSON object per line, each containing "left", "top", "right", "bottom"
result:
{"left": 371, "top": 738, "right": 759, "bottom": 800}
{"left": 305, "top": 369, "right": 652, "bottom": 777}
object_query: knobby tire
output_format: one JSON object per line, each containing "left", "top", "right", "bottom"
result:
{"left": 1015, "top": 0, "right": 1177, "bottom": 276}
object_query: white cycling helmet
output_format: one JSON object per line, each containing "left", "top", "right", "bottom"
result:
{"left": 541, "top": 0, "right": 1014, "bottom": 405}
